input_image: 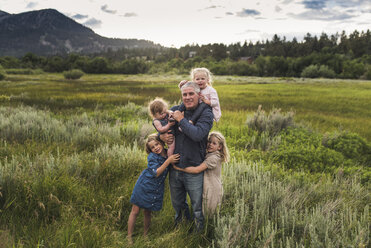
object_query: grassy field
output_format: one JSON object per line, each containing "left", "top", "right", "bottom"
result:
{"left": 2, "top": 73, "right": 371, "bottom": 139}
{"left": 0, "top": 73, "right": 370, "bottom": 247}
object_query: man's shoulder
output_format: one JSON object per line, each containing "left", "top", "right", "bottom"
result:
{"left": 171, "top": 105, "right": 180, "bottom": 111}
{"left": 199, "top": 103, "right": 213, "bottom": 115}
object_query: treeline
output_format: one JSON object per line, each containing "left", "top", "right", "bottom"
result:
{"left": 0, "top": 30, "right": 370, "bottom": 79}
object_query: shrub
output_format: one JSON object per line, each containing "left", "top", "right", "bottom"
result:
{"left": 301, "top": 64, "right": 319, "bottom": 78}
{"left": 318, "top": 65, "right": 336, "bottom": 78}
{"left": 0, "top": 65, "right": 5, "bottom": 80}
{"left": 362, "top": 65, "right": 371, "bottom": 80}
{"left": 323, "top": 131, "right": 371, "bottom": 164}
{"left": 246, "top": 105, "right": 295, "bottom": 137}
{"left": 63, "top": 69, "right": 84, "bottom": 80}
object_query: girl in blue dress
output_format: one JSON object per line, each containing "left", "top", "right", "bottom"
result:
{"left": 127, "top": 134, "right": 180, "bottom": 243}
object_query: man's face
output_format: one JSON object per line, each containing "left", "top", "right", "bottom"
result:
{"left": 182, "top": 86, "right": 199, "bottom": 110}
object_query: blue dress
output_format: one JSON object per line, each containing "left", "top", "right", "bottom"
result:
{"left": 130, "top": 152, "right": 168, "bottom": 211}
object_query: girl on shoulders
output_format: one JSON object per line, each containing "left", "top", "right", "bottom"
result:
{"left": 178, "top": 67, "right": 222, "bottom": 123}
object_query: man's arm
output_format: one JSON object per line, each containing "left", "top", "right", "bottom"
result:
{"left": 178, "top": 107, "right": 213, "bottom": 142}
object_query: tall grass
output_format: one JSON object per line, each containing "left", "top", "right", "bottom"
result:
{"left": 215, "top": 161, "right": 369, "bottom": 247}
{"left": 0, "top": 74, "right": 370, "bottom": 247}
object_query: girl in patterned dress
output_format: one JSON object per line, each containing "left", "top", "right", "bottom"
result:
{"left": 127, "top": 134, "right": 179, "bottom": 243}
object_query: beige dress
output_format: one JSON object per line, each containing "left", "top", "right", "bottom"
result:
{"left": 203, "top": 151, "right": 223, "bottom": 215}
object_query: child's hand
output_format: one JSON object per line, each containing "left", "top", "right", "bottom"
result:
{"left": 168, "top": 154, "right": 180, "bottom": 164}
{"left": 178, "top": 80, "right": 188, "bottom": 89}
{"left": 200, "top": 94, "right": 211, "bottom": 105}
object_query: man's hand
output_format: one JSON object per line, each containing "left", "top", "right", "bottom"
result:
{"left": 173, "top": 110, "right": 184, "bottom": 122}
{"left": 159, "top": 131, "right": 174, "bottom": 145}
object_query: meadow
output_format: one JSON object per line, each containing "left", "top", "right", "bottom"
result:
{"left": 0, "top": 72, "right": 370, "bottom": 247}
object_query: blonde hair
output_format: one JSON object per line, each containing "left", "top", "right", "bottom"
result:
{"left": 145, "top": 133, "right": 165, "bottom": 154}
{"left": 148, "top": 97, "right": 168, "bottom": 118}
{"left": 191, "top": 67, "right": 213, "bottom": 86}
{"left": 209, "top": 131, "right": 229, "bottom": 163}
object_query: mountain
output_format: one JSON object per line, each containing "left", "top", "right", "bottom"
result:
{"left": 0, "top": 9, "right": 162, "bottom": 57}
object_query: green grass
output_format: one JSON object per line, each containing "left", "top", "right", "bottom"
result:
{"left": 1, "top": 74, "right": 370, "bottom": 140}
{"left": 0, "top": 73, "right": 370, "bottom": 247}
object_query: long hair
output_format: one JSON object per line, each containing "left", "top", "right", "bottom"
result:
{"left": 209, "top": 131, "right": 229, "bottom": 163}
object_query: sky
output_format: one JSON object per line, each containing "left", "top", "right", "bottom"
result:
{"left": 1, "top": 0, "right": 370, "bottom": 48}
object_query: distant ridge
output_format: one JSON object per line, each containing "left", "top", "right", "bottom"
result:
{"left": 0, "top": 8, "right": 162, "bottom": 57}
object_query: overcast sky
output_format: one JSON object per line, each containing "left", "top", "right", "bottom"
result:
{"left": 1, "top": 0, "right": 370, "bottom": 47}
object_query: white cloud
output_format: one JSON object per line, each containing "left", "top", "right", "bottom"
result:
{"left": 101, "top": 4, "right": 117, "bottom": 14}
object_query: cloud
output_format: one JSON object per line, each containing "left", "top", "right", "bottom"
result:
{"left": 236, "top": 29, "right": 260, "bottom": 35}
{"left": 236, "top": 8, "right": 261, "bottom": 17}
{"left": 123, "top": 12, "right": 137, "bottom": 17}
{"left": 72, "top": 14, "right": 88, "bottom": 20}
{"left": 83, "top": 18, "right": 102, "bottom": 28}
{"left": 275, "top": 6, "right": 282, "bottom": 12}
{"left": 26, "top": 2, "right": 38, "bottom": 8}
{"left": 302, "top": 0, "right": 327, "bottom": 10}
{"left": 225, "top": 12, "right": 234, "bottom": 16}
{"left": 101, "top": 4, "right": 117, "bottom": 14}
{"left": 288, "top": 9, "right": 355, "bottom": 21}
{"left": 330, "top": 0, "right": 370, "bottom": 8}
{"left": 281, "top": 0, "right": 295, "bottom": 4}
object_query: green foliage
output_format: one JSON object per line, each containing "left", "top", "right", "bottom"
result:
{"left": 0, "top": 65, "right": 5, "bottom": 80}
{"left": 362, "top": 64, "right": 371, "bottom": 80}
{"left": 318, "top": 65, "right": 336, "bottom": 78}
{"left": 341, "top": 60, "right": 366, "bottom": 79}
{"left": 301, "top": 64, "right": 319, "bottom": 78}
{"left": 323, "top": 131, "right": 371, "bottom": 164}
{"left": 5, "top": 68, "right": 43, "bottom": 75}
{"left": 63, "top": 69, "right": 84, "bottom": 80}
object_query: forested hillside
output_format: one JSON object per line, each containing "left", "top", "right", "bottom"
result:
{"left": 1, "top": 30, "right": 370, "bottom": 80}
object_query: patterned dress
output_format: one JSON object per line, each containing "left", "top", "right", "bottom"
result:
{"left": 130, "top": 152, "right": 168, "bottom": 211}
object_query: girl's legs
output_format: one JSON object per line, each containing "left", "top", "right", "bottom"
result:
{"left": 143, "top": 209, "right": 152, "bottom": 236}
{"left": 127, "top": 204, "right": 140, "bottom": 243}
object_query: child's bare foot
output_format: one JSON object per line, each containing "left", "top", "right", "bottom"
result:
{"left": 127, "top": 235, "right": 133, "bottom": 246}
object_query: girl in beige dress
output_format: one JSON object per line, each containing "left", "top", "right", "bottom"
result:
{"left": 173, "top": 131, "right": 230, "bottom": 215}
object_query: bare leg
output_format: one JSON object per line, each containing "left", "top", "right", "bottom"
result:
{"left": 167, "top": 140, "right": 175, "bottom": 157}
{"left": 127, "top": 204, "right": 140, "bottom": 244}
{"left": 143, "top": 209, "right": 152, "bottom": 236}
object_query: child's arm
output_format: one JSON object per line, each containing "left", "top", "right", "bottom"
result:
{"left": 201, "top": 88, "right": 219, "bottom": 108}
{"left": 156, "top": 154, "right": 180, "bottom": 177}
{"left": 153, "top": 119, "right": 174, "bottom": 133}
{"left": 173, "top": 162, "right": 208, "bottom": 174}
{"left": 200, "top": 94, "right": 211, "bottom": 106}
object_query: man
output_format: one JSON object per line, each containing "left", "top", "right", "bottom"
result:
{"left": 161, "top": 81, "right": 213, "bottom": 231}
